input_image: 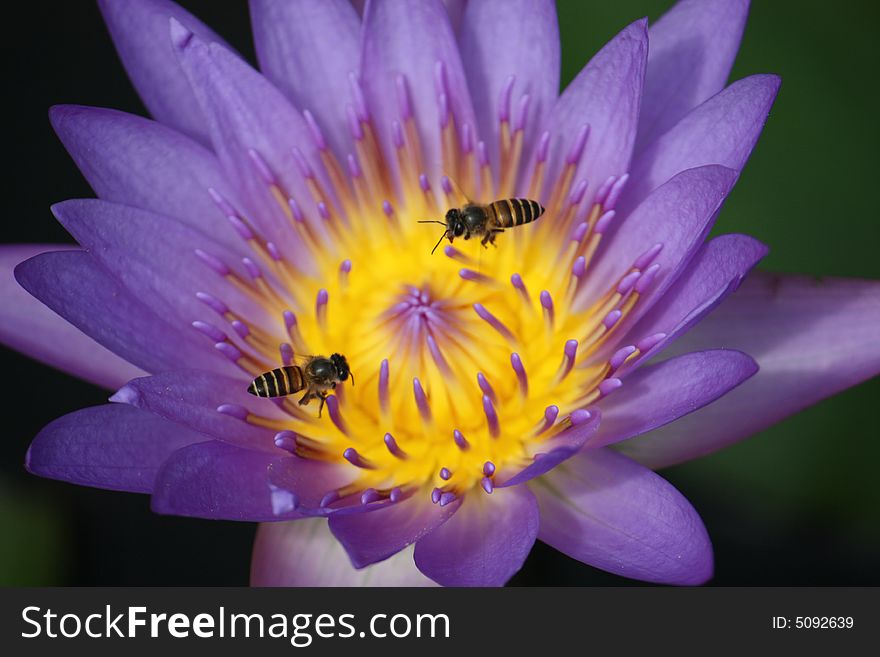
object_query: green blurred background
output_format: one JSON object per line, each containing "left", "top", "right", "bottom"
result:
{"left": 1, "top": 0, "right": 878, "bottom": 585}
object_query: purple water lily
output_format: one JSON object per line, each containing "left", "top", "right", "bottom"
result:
{"left": 3, "top": 0, "right": 879, "bottom": 587}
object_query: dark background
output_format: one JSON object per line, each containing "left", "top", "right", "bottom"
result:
{"left": 1, "top": 0, "right": 878, "bottom": 585}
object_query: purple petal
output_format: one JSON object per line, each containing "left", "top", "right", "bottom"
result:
{"left": 622, "top": 75, "right": 780, "bottom": 216}
{"left": 26, "top": 404, "right": 201, "bottom": 493}
{"left": 112, "top": 370, "right": 284, "bottom": 451}
{"left": 535, "top": 447, "right": 713, "bottom": 585}
{"left": 0, "top": 244, "right": 143, "bottom": 389}
{"left": 414, "top": 485, "right": 539, "bottom": 586}
{"left": 152, "top": 440, "right": 353, "bottom": 520}
{"left": 636, "top": 0, "right": 751, "bottom": 151}
{"left": 619, "top": 273, "right": 880, "bottom": 468}
{"left": 97, "top": 0, "right": 234, "bottom": 144}
{"left": 171, "top": 23, "right": 325, "bottom": 263}
{"left": 14, "top": 250, "right": 224, "bottom": 374}
{"left": 622, "top": 233, "right": 768, "bottom": 367}
{"left": 49, "top": 105, "right": 243, "bottom": 250}
{"left": 459, "top": 0, "right": 559, "bottom": 170}
{"left": 250, "top": 0, "right": 361, "bottom": 162}
{"left": 52, "top": 199, "right": 270, "bottom": 330}
{"left": 329, "top": 489, "right": 460, "bottom": 568}
{"left": 251, "top": 519, "right": 437, "bottom": 586}
{"left": 495, "top": 409, "right": 602, "bottom": 487}
{"left": 361, "top": 0, "right": 477, "bottom": 183}
{"left": 539, "top": 19, "right": 647, "bottom": 205}
{"left": 591, "top": 350, "right": 757, "bottom": 448}
{"left": 580, "top": 165, "right": 739, "bottom": 325}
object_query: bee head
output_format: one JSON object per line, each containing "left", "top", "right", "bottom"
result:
{"left": 445, "top": 209, "right": 465, "bottom": 238}
{"left": 330, "top": 353, "right": 352, "bottom": 385}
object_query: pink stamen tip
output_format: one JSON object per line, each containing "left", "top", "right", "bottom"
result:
{"left": 453, "top": 429, "right": 470, "bottom": 450}
{"left": 419, "top": 173, "right": 431, "bottom": 192}
{"left": 431, "top": 487, "right": 442, "bottom": 504}
{"left": 540, "top": 290, "right": 555, "bottom": 325}
{"left": 439, "top": 467, "right": 452, "bottom": 481}
{"left": 473, "top": 303, "right": 516, "bottom": 342}
{"left": 569, "top": 179, "right": 589, "bottom": 206}
{"left": 537, "top": 405, "right": 559, "bottom": 435}
{"left": 379, "top": 359, "right": 390, "bottom": 413}
{"left": 514, "top": 94, "right": 531, "bottom": 132}
{"left": 192, "top": 320, "right": 226, "bottom": 342}
{"left": 511, "top": 273, "right": 528, "bottom": 295}
{"left": 444, "top": 245, "right": 468, "bottom": 262}
{"left": 348, "top": 71, "right": 368, "bottom": 122}
{"left": 637, "top": 332, "right": 667, "bottom": 353}
{"left": 618, "top": 270, "right": 642, "bottom": 295}
{"left": 570, "top": 409, "right": 593, "bottom": 425}
{"left": 273, "top": 430, "right": 297, "bottom": 453}
{"left": 346, "top": 104, "right": 364, "bottom": 140}
{"left": 320, "top": 490, "right": 340, "bottom": 508}
{"left": 227, "top": 214, "right": 254, "bottom": 241}
{"left": 570, "top": 222, "right": 589, "bottom": 243}
{"left": 214, "top": 341, "right": 242, "bottom": 362}
{"left": 572, "top": 256, "right": 587, "bottom": 278}
{"left": 595, "top": 175, "right": 616, "bottom": 206}
{"left": 384, "top": 433, "right": 407, "bottom": 459}
{"left": 481, "top": 477, "right": 494, "bottom": 494}
{"left": 280, "top": 342, "right": 294, "bottom": 366}
{"left": 566, "top": 124, "right": 590, "bottom": 164}
{"left": 511, "top": 353, "right": 528, "bottom": 396}
{"left": 606, "top": 173, "right": 630, "bottom": 209}
{"left": 194, "top": 249, "right": 229, "bottom": 276}
{"left": 426, "top": 333, "right": 451, "bottom": 375}
{"left": 477, "top": 140, "right": 490, "bottom": 166}
{"left": 459, "top": 268, "right": 493, "bottom": 284}
{"left": 287, "top": 197, "right": 305, "bottom": 223}
{"left": 343, "top": 447, "right": 370, "bottom": 469}
{"left": 437, "top": 92, "right": 449, "bottom": 128}
{"left": 339, "top": 259, "right": 352, "bottom": 274}
{"left": 247, "top": 148, "right": 275, "bottom": 185}
{"left": 498, "top": 75, "right": 515, "bottom": 123}
{"left": 292, "top": 147, "right": 314, "bottom": 179}
{"left": 635, "top": 243, "right": 664, "bottom": 270}
{"left": 196, "top": 291, "right": 228, "bottom": 315}
{"left": 390, "top": 487, "right": 404, "bottom": 503}
{"left": 413, "top": 378, "right": 432, "bottom": 422}
{"left": 635, "top": 264, "right": 661, "bottom": 294}
{"left": 347, "top": 153, "right": 363, "bottom": 178}
{"left": 439, "top": 492, "right": 456, "bottom": 507}
{"left": 242, "top": 257, "right": 262, "bottom": 280}
{"left": 231, "top": 320, "right": 249, "bottom": 339}
{"left": 283, "top": 310, "right": 298, "bottom": 332}
{"left": 266, "top": 242, "right": 282, "bottom": 261}
{"left": 316, "top": 288, "right": 329, "bottom": 315}
{"left": 302, "top": 110, "right": 327, "bottom": 151}
{"left": 395, "top": 74, "right": 412, "bottom": 121}
{"left": 361, "top": 488, "right": 381, "bottom": 505}
{"left": 391, "top": 120, "right": 405, "bottom": 148}
{"left": 207, "top": 187, "right": 237, "bottom": 217}
{"left": 441, "top": 176, "right": 454, "bottom": 195}
{"left": 382, "top": 200, "right": 395, "bottom": 218}
{"left": 603, "top": 309, "right": 623, "bottom": 329}
{"left": 482, "top": 394, "right": 500, "bottom": 438}
{"left": 610, "top": 345, "right": 638, "bottom": 371}
{"left": 483, "top": 461, "right": 496, "bottom": 477}
{"left": 316, "top": 202, "right": 330, "bottom": 221}
{"left": 536, "top": 131, "right": 551, "bottom": 162}
{"left": 326, "top": 395, "right": 348, "bottom": 434}
{"left": 217, "top": 403, "right": 248, "bottom": 420}
{"left": 477, "top": 372, "right": 497, "bottom": 404}
{"left": 598, "top": 378, "right": 623, "bottom": 397}
{"left": 564, "top": 339, "right": 579, "bottom": 361}
{"left": 461, "top": 122, "right": 474, "bottom": 153}
{"left": 594, "top": 209, "right": 617, "bottom": 234}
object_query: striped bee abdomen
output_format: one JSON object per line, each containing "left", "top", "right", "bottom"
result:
{"left": 488, "top": 198, "right": 545, "bottom": 228}
{"left": 247, "top": 366, "right": 305, "bottom": 397}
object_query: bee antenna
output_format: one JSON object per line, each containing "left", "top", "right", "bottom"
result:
{"left": 349, "top": 372, "right": 355, "bottom": 386}
{"left": 418, "top": 220, "right": 447, "bottom": 226}
{"left": 430, "top": 232, "right": 447, "bottom": 255}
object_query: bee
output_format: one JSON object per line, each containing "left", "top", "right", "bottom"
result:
{"left": 247, "top": 353, "right": 353, "bottom": 416}
{"left": 419, "top": 198, "right": 545, "bottom": 253}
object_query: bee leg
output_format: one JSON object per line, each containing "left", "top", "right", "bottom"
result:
{"left": 317, "top": 393, "right": 328, "bottom": 418}
{"left": 298, "top": 391, "right": 312, "bottom": 406}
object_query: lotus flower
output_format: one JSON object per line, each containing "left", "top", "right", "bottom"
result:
{"left": 3, "top": 0, "right": 879, "bottom": 587}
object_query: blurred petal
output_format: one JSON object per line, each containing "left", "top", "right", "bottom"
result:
{"left": 622, "top": 75, "right": 780, "bottom": 215}
{"left": 0, "top": 244, "right": 143, "bottom": 389}
{"left": 637, "top": 0, "right": 750, "bottom": 151}
{"left": 26, "top": 404, "right": 201, "bottom": 493}
{"left": 619, "top": 273, "right": 880, "bottom": 468}
{"left": 622, "top": 233, "right": 768, "bottom": 368}
{"left": 459, "top": 0, "right": 559, "bottom": 169}
{"left": 14, "top": 250, "right": 224, "bottom": 374}
{"left": 535, "top": 448, "right": 713, "bottom": 585}
{"left": 591, "top": 350, "right": 758, "bottom": 447}
{"left": 251, "top": 519, "right": 437, "bottom": 586}
{"left": 329, "top": 490, "right": 460, "bottom": 568}
{"left": 97, "top": 0, "right": 234, "bottom": 143}
{"left": 414, "top": 485, "right": 539, "bottom": 586}
{"left": 49, "top": 105, "right": 242, "bottom": 249}
{"left": 250, "top": 0, "right": 361, "bottom": 161}
{"left": 540, "top": 19, "right": 647, "bottom": 205}
{"left": 361, "top": 0, "right": 477, "bottom": 183}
